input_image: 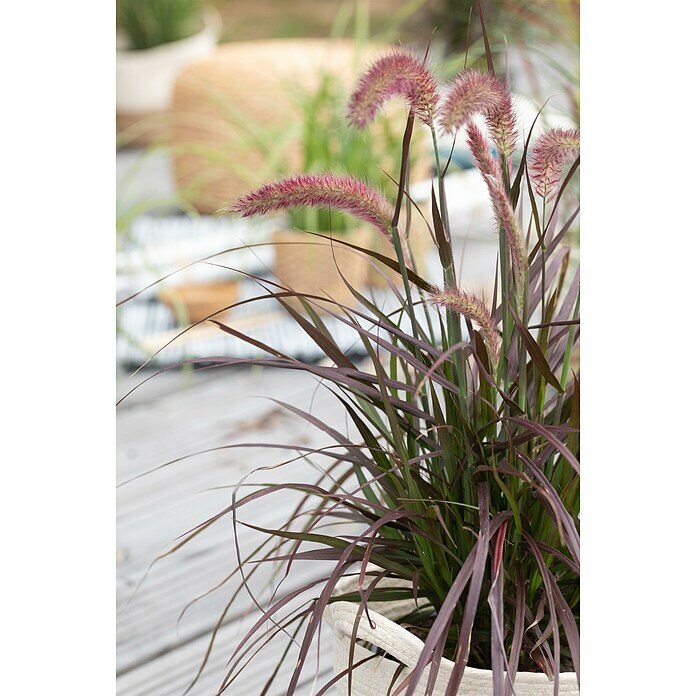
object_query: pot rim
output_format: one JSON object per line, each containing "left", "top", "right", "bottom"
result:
{"left": 324, "top": 573, "right": 578, "bottom": 687}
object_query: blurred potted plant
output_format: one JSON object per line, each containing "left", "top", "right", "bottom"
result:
{"left": 116, "top": 0, "right": 220, "bottom": 135}
{"left": 158, "top": 279, "right": 239, "bottom": 326}
{"left": 173, "top": 42, "right": 580, "bottom": 693}
{"left": 272, "top": 70, "right": 432, "bottom": 311}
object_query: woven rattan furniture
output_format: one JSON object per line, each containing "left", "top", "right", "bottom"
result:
{"left": 170, "top": 39, "right": 385, "bottom": 214}
{"left": 159, "top": 280, "right": 239, "bottom": 325}
{"left": 272, "top": 228, "right": 372, "bottom": 312}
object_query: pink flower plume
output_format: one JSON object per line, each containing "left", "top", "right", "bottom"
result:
{"left": 487, "top": 88, "right": 518, "bottom": 160}
{"left": 347, "top": 49, "right": 439, "bottom": 128}
{"left": 439, "top": 70, "right": 506, "bottom": 134}
{"left": 229, "top": 174, "right": 394, "bottom": 237}
{"left": 429, "top": 288, "right": 501, "bottom": 369}
{"left": 439, "top": 69, "right": 518, "bottom": 158}
{"left": 467, "top": 121, "right": 500, "bottom": 181}
{"left": 529, "top": 128, "right": 580, "bottom": 198}
{"left": 467, "top": 124, "right": 526, "bottom": 308}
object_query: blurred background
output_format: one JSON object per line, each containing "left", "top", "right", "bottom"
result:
{"left": 116, "top": 0, "right": 579, "bottom": 371}
{"left": 116, "top": 2, "right": 579, "bottom": 695}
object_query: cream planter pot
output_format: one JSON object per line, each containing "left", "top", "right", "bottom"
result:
{"left": 116, "top": 8, "right": 220, "bottom": 115}
{"left": 324, "top": 576, "right": 579, "bottom": 696}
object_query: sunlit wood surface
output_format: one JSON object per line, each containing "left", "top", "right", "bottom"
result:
{"left": 117, "top": 367, "right": 342, "bottom": 695}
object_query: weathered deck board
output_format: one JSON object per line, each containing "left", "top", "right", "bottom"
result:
{"left": 117, "top": 366, "right": 346, "bottom": 694}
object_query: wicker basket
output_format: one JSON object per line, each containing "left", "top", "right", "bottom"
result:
{"left": 169, "top": 39, "right": 431, "bottom": 214}
{"left": 324, "top": 575, "right": 579, "bottom": 696}
{"left": 159, "top": 280, "right": 239, "bottom": 325}
{"left": 368, "top": 218, "right": 434, "bottom": 289}
{"left": 272, "top": 228, "right": 372, "bottom": 313}
{"left": 116, "top": 8, "right": 220, "bottom": 148}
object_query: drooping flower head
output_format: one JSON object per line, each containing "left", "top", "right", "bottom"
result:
{"left": 229, "top": 174, "right": 394, "bottom": 238}
{"left": 467, "top": 121, "right": 500, "bottom": 181}
{"left": 347, "top": 49, "right": 439, "bottom": 129}
{"left": 439, "top": 70, "right": 506, "bottom": 133}
{"left": 529, "top": 128, "right": 580, "bottom": 198}
{"left": 429, "top": 288, "right": 501, "bottom": 369}
{"left": 467, "top": 124, "right": 526, "bottom": 309}
{"left": 439, "top": 69, "right": 518, "bottom": 159}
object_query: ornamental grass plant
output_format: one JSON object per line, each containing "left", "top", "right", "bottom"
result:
{"left": 129, "top": 26, "right": 580, "bottom": 696}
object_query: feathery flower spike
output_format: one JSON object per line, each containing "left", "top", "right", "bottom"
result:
{"left": 229, "top": 174, "right": 393, "bottom": 238}
{"left": 529, "top": 128, "right": 580, "bottom": 198}
{"left": 439, "top": 70, "right": 507, "bottom": 134}
{"left": 347, "top": 49, "right": 439, "bottom": 128}
{"left": 467, "top": 121, "right": 500, "bottom": 181}
{"left": 429, "top": 288, "right": 501, "bottom": 369}
{"left": 487, "top": 88, "right": 518, "bottom": 161}
{"left": 467, "top": 124, "right": 526, "bottom": 309}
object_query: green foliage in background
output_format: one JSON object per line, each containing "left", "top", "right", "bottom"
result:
{"left": 117, "top": 0, "right": 204, "bottom": 50}
{"left": 288, "top": 73, "right": 407, "bottom": 234}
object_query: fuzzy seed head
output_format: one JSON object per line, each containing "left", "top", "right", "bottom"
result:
{"left": 438, "top": 70, "right": 507, "bottom": 134}
{"left": 485, "top": 171, "right": 526, "bottom": 309}
{"left": 487, "top": 89, "right": 518, "bottom": 160}
{"left": 229, "top": 174, "right": 393, "bottom": 237}
{"left": 529, "top": 128, "right": 580, "bottom": 198}
{"left": 467, "top": 124, "right": 527, "bottom": 309}
{"left": 429, "top": 289, "right": 501, "bottom": 369}
{"left": 467, "top": 121, "right": 501, "bottom": 180}
{"left": 347, "top": 50, "right": 439, "bottom": 129}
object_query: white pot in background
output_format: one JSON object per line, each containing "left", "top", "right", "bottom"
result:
{"left": 324, "top": 575, "right": 579, "bottom": 696}
{"left": 116, "top": 8, "right": 220, "bottom": 115}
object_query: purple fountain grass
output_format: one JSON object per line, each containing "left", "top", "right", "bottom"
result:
{"left": 229, "top": 173, "right": 394, "bottom": 238}
{"left": 467, "top": 124, "right": 526, "bottom": 309}
{"left": 529, "top": 127, "right": 580, "bottom": 198}
{"left": 124, "top": 39, "right": 581, "bottom": 696}
{"left": 429, "top": 288, "right": 501, "bottom": 369}
{"left": 438, "top": 70, "right": 507, "bottom": 135}
{"left": 346, "top": 49, "right": 439, "bottom": 129}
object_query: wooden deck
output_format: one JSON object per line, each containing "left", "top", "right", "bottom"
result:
{"left": 117, "top": 366, "right": 345, "bottom": 695}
